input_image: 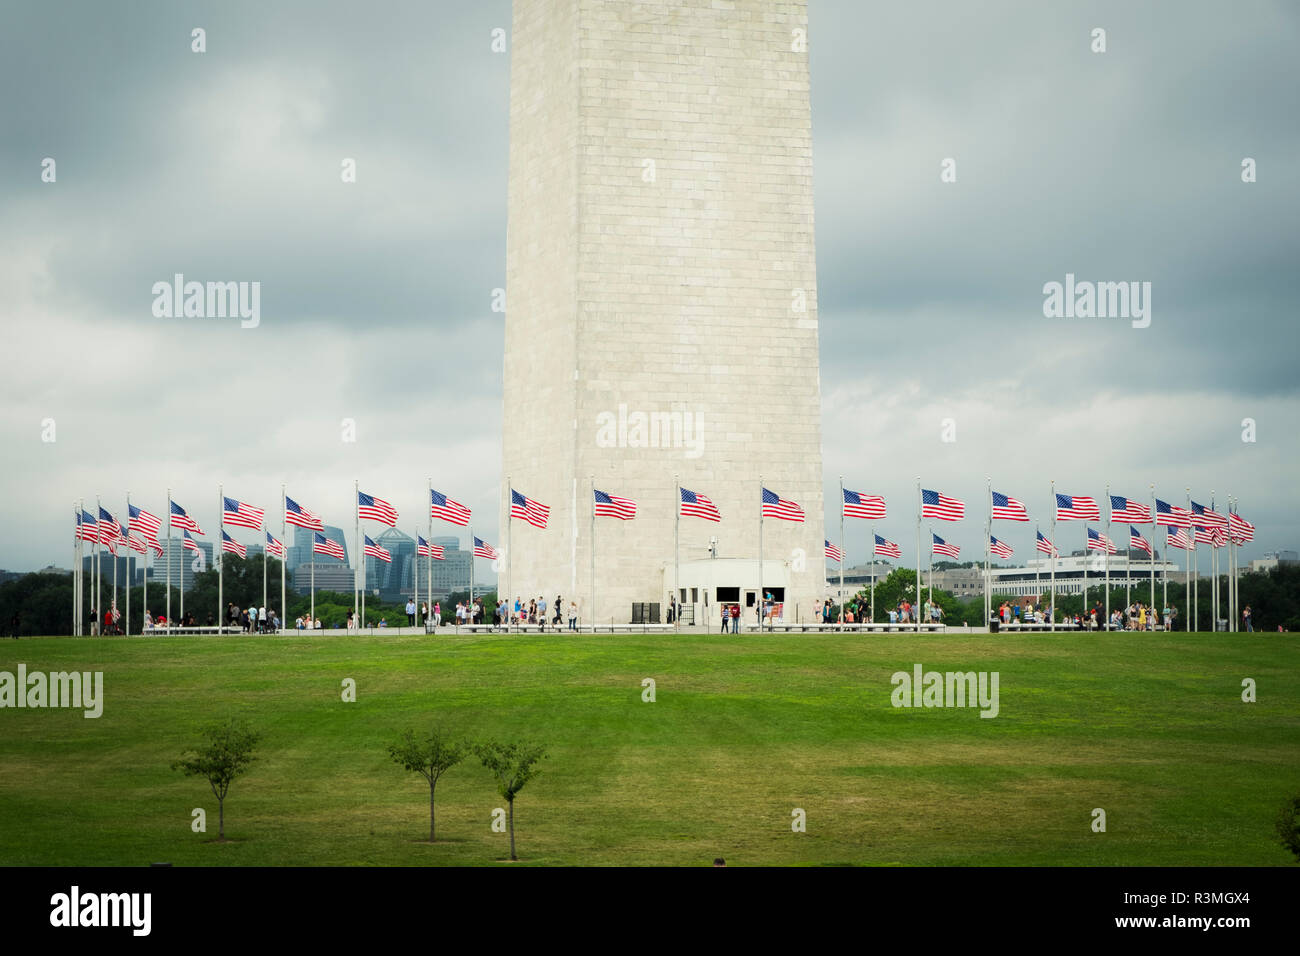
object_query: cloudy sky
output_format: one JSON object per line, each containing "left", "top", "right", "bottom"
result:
{"left": 2, "top": 0, "right": 1296, "bottom": 572}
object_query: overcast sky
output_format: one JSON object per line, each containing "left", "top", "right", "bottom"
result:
{"left": 2, "top": 0, "right": 1296, "bottom": 572}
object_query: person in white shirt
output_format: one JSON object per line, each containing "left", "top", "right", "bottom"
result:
{"left": 258, "top": 606, "right": 267, "bottom": 633}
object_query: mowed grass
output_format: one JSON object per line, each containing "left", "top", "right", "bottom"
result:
{"left": 1, "top": 632, "right": 1297, "bottom": 866}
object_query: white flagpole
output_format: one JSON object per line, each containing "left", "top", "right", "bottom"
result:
{"left": 927, "top": 525, "right": 933, "bottom": 608}
{"left": 469, "top": 523, "right": 475, "bottom": 622}
{"left": 838, "top": 476, "right": 845, "bottom": 628}
{"left": 125, "top": 491, "right": 131, "bottom": 636}
{"left": 1104, "top": 483, "right": 1111, "bottom": 628}
{"left": 354, "top": 479, "right": 360, "bottom": 629}
{"left": 311, "top": 544, "right": 316, "bottom": 622}
{"left": 165, "top": 489, "right": 171, "bottom": 628}
{"left": 914, "top": 478, "right": 921, "bottom": 634}
{"left": 262, "top": 526, "right": 268, "bottom": 616}
{"left": 984, "top": 477, "right": 991, "bottom": 629}
{"left": 505, "top": 477, "right": 512, "bottom": 631}
{"left": 869, "top": 526, "right": 875, "bottom": 625}
{"left": 1149, "top": 484, "right": 1156, "bottom": 620}
{"left": 112, "top": 533, "right": 118, "bottom": 632}
{"left": 414, "top": 524, "right": 420, "bottom": 631}
{"left": 72, "top": 502, "right": 79, "bottom": 635}
{"left": 1049, "top": 480, "right": 1056, "bottom": 632}
{"left": 218, "top": 483, "right": 224, "bottom": 630}
{"left": 94, "top": 493, "right": 101, "bottom": 635}
{"left": 280, "top": 484, "right": 286, "bottom": 634}
{"left": 590, "top": 478, "right": 596, "bottom": 634}
{"left": 1187, "top": 487, "right": 1196, "bottom": 631}
{"left": 427, "top": 479, "right": 433, "bottom": 625}
{"left": 1125, "top": 529, "right": 1132, "bottom": 616}
{"left": 758, "top": 476, "right": 764, "bottom": 632}
{"left": 142, "top": 534, "right": 148, "bottom": 634}
{"left": 1210, "top": 489, "right": 1218, "bottom": 631}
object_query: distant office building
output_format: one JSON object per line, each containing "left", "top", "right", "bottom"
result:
{"left": 988, "top": 552, "right": 1177, "bottom": 598}
{"left": 1250, "top": 550, "right": 1297, "bottom": 573}
{"left": 286, "top": 525, "right": 348, "bottom": 574}
{"left": 294, "top": 563, "right": 355, "bottom": 594}
{"left": 148, "top": 537, "right": 214, "bottom": 591}
{"left": 82, "top": 553, "right": 137, "bottom": 588}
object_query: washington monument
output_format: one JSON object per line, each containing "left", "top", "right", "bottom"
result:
{"left": 501, "top": 0, "right": 825, "bottom": 625}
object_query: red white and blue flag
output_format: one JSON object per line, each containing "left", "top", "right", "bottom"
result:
{"left": 1055, "top": 494, "right": 1100, "bottom": 522}
{"left": 1165, "top": 526, "right": 1191, "bottom": 550}
{"left": 77, "top": 510, "right": 98, "bottom": 542}
{"left": 128, "top": 504, "right": 162, "bottom": 541}
{"left": 843, "top": 489, "right": 886, "bottom": 520}
{"left": 313, "top": 533, "right": 345, "bottom": 560}
{"left": 825, "top": 540, "right": 844, "bottom": 563}
{"left": 991, "top": 491, "right": 1029, "bottom": 522}
{"left": 265, "top": 532, "right": 285, "bottom": 558}
{"left": 358, "top": 492, "right": 398, "bottom": 526}
{"left": 430, "top": 489, "right": 471, "bottom": 526}
{"left": 922, "top": 489, "right": 964, "bottom": 521}
{"left": 874, "top": 535, "right": 901, "bottom": 558}
{"left": 363, "top": 535, "right": 392, "bottom": 563}
{"left": 220, "top": 530, "right": 247, "bottom": 558}
{"left": 285, "top": 496, "right": 324, "bottom": 531}
{"left": 1193, "top": 524, "right": 1215, "bottom": 544}
{"left": 170, "top": 500, "right": 203, "bottom": 535}
{"left": 417, "top": 536, "right": 445, "bottom": 560}
{"left": 594, "top": 490, "right": 637, "bottom": 520}
{"left": 1228, "top": 510, "right": 1254, "bottom": 543}
{"left": 182, "top": 530, "right": 200, "bottom": 552}
{"left": 125, "top": 533, "right": 147, "bottom": 555}
{"left": 1109, "top": 495, "right": 1151, "bottom": 523}
{"left": 1156, "top": 499, "right": 1192, "bottom": 528}
{"left": 1129, "top": 526, "right": 1152, "bottom": 555}
{"left": 1087, "top": 527, "right": 1117, "bottom": 554}
{"left": 932, "top": 533, "right": 960, "bottom": 558}
{"left": 679, "top": 488, "right": 721, "bottom": 522}
{"left": 1191, "top": 501, "right": 1227, "bottom": 529}
{"left": 473, "top": 537, "right": 498, "bottom": 560}
{"left": 97, "top": 507, "right": 122, "bottom": 546}
{"left": 223, "top": 497, "right": 264, "bottom": 530}
{"left": 762, "top": 488, "right": 804, "bottom": 522}
{"left": 1036, "top": 530, "right": 1058, "bottom": 557}
{"left": 990, "top": 536, "right": 1013, "bottom": 559}
{"left": 510, "top": 489, "right": 549, "bottom": 529}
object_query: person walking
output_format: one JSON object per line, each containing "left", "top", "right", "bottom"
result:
{"left": 554, "top": 595, "right": 563, "bottom": 626}
{"left": 569, "top": 600, "right": 578, "bottom": 631}
{"left": 1243, "top": 605, "right": 1253, "bottom": 632}
{"left": 405, "top": 598, "right": 416, "bottom": 628}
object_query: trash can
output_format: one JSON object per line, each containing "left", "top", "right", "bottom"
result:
{"left": 1215, "top": 619, "right": 1228, "bottom": 632}
{"left": 988, "top": 615, "right": 1000, "bottom": 634}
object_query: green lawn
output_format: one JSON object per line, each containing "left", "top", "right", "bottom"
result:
{"left": 1, "top": 632, "right": 1296, "bottom": 866}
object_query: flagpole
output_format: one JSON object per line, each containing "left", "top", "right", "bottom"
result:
{"left": 1187, "top": 487, "right": 1195, "bottom": 630}
{"left": 984, "top": 477, "right": 991, "bottom": 630}
{"left": 1104, "top": 483, "right": 1111, "bottom": 628}
{"left": 1148, "top": 484, "right": 1156, "bottom": 622}
{"left": 426, "top": 478, "right": 433, "bottom": 627}
{"left": 262, "top": 528, "right": 268, "bottom": 616}
{"left": 112, "top": 532, "right": 118, "bottom": 632}
{"left": 590, "top": 477, "right": 596, "bottom": 634}
{"left": 758, "top": 475, "right": 764, "bottom": 632}
{"left": 1034, "top": 524, "right": 1040, "bottom": 612}
{"left": 674, "top": 474, "right": 680, "bottom": 632}
{"left": 1125, "top": 529, "right": 1131, "bottom": 617}
{"left": 838, "top": 476, "right": 845, "bottom": 629}
{"left": 165, "top": 489, "right": 171, "bottom": 629}
{"left": 311, "top": 545, "right": 316, "bottom": 622}
{"left": 353, "top": 479, "right": 360, "bottom": 629}
{"left": 927, "top": 525, "right": 933, "bottom": 608}
{"left": 1210, "top": 489, "right": 1218, "bottom": 631}
{"left": 1049, "top": 480, "right": 1056, "bottom": 632}
{"left": 505, "top": 476, "right": 512, "bottom": 632}
{"left": 469, "top": 523, "right": 475, "bottom": 623}
{"left": 125, "top": 491, "right": 131, "bottom": 636}
{"left": 218, "top": 483, "right": 224, "bottom": 631}
{"left": 914, "top": 478, "right": 921, "bottom": 634}
{"left": 1228, "top": 494, "right": 1237, "bottom": 632}
{"left": 869, "top": 526, "right": 875, "bottom": 625}
{"left": 280, "top": 483, "right": 286, "bottom": 634}
{"left": 94, "top": 493, "right": 102, "bottom": 635}
{"left": 414, "top": 524, "right": 420, "bottom": 631}
{"left": 73, "top": 502, "right": 80, "bottom": 635}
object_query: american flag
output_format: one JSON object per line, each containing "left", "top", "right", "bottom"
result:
{"left": 265, "top": 532, "right": 285, "bottom": 558}
{"left": 1036, "top": 530, "right": 1059, "bottom": 557}
{"left": 594, "top": 489, "right": 637, "bottom": 520}
{"left": 430, "top": 489, "right": 471, "bottom": 526}
{"left": 1228, "top": 510, "right": 1255, "bottom": 542}
{"left": 97, "top": 507, "right": 122, "bottom": 546}
{"left": 1193, "top": 524, "right": 1214, "bottom": 544}
{"left": 223, "top": 497, "right": 265, "bottom": 530}
{"left": 220, "top": 530, "right": 247, "bottom": 558}
{"left": 126, "top": 533, "right": 147, "bottom": 555}
{"left": 76, "top": 510, "right": 98, "bottom": 542}
{"left": 363, "top": 535, "right": 392, "bottom": 563}
{"left": 931, "top": 533, "right": 960, "bottom": 558}
{"left": 146, "top": 537, "right": 163, "bottom": 557}
{"left": 510, "top": 489, "right": 550, "bottom": 529}
{"left": 1191, "top": 501, "right": 1227, "bottom": 528}
{"left": 991, "top": 491, "right": 1029, "bottom": 522}
{"left": 285, "top": 495, "right": 324, "bottom": 531}
{"left": 761, "top": 487, "right": 805, "bottom": 522}
{"left": 874, "top": 534, "right": 901, "bottom": 558}
{"left": 679, "top": 487, "right": 721, "bottom": 522}
{"left": 1210, "top": 526, "right": 1228, "bottom": 549}
{"left": 312, "top": 533, "right": 345, "bottom": 560}
{"left": 417, "top": 536, "right": 445, "bottom": 560}
{"left": 473, "top": 536, "right": 499, "bottom": 560}
{"left": 921, "top": 489, "right": 964, "bottom": 521}
{"left": 842, "top": 488, "right": 886, "bottom": 520}
{"left": 1055, "top": 493, "right": 1100, "bottom": 521}
{"left": 1155, "top": 499, "right": 1192, "bottom": 528}
{"left": 1165, "top": 526, "right": 1191, "bottom": 550}
{"left": 824, "top": 540, "right": 844, "bottom": 563}
{"left": 182, "top": 530, "right": 200, "bottom": 552}
{"left": 989, "top": 536, "right": 1013, "bottom": 559}
{"left": 1129, "top": 526, "right": 1152, "bottom": 555}
{"left": 170, "top": 500, "right": 203, "bottom": 535}
{"left": 1109, "top": 495, "right": 1151, "bottom": 523}
{"left": 1086, "top": 527, "right": 1117, "bottom": 554}
{"left": 128, "top": 504, "right": 162, "bottom": 541}
{"left": 358, "top": 491, "right": 398, "bottom": 526}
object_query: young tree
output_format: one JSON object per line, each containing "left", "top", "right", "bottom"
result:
{"left": 171, "top": 718, "right": 260, "bottom": 841}
{"left": 387, "top": 727, "right": 468, "bottom": 842}
{"left": 474, "top": 740, "right": 546, "bottom": 861}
